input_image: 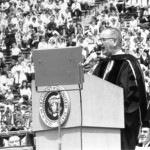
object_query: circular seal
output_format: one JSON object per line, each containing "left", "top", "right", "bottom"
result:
{"left": 39, "top": 86, "right": 71, "bottom": 128}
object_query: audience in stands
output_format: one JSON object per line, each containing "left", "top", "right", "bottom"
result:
{"left": 1, "top": 0, "right": 150, "bottom": 149}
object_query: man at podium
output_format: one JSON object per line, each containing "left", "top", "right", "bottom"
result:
{"left": 93, "top": 27, "right": 147, "bottom": 150}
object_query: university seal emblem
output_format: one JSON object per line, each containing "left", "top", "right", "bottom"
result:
{"left": 39, "top": 86, "right": 71, "bottom": 128}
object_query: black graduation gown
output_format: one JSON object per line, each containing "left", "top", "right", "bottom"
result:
{"left": 93, "top": 54, "right": 147, "bottom": 150}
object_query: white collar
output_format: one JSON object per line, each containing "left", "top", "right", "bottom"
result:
{"left": 114, "top": 49, "right": 125, "bottom": 55}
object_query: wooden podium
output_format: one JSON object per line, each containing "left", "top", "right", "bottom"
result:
{"left": 32, "top": 47, "right": 124, "bottom": 150}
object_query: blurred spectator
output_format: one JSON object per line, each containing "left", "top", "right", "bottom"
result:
{"left": 0, "top": 51, "right": 5, "bottom": 72}
{"left": 19, "top": 80, "right": 31, "bottom": 101}
{"left": 1, "top": 0, "right": 10, "bottom": 13}
{"left": 5, "top": 89, "right": 14, "bottom": 101}
{"left": 5, "top": 23, "right": 17, "bottom": 57}
{"left": 109, "top": 17, "right": 120, "bottom": 29}
{"left": 11, "top": 60, "right": 27, "bottom": 85}
{"left": 15, "top": 118, "right": 24, "bottom": 130}
{"left": 11, "top": 42, "right": 21, "bottom": 61}
{"left": 0, "top": 121, "right": 8, "bottom": 132}
{"left": 136, "top": 122, "right": 150, "bottom": 148}
{"left": 23, "top": 110, "right": 32, "bottom": 129}
{"left": 38, "top": 36, "right": 48, "bottom": 49}
{"left": 66, "top": 33, "right": 76, "bottom": 46}
{"left": 57, "top": 36, "right": 66, "bottom": 47}
{"left": 109, "top": 2, "right": 118, "bottom": 13}
{"left": 59, "top": 0, "right": 68, "bottom": 14}
{"left": 45, "top": 15, "right": 57, "bottom": 39}
{"left": 75, "top": 23, "right": 83, "bottom": 35}
{"left": 8, "top": 135, "right": 20, "bottom": 147}
{"left": 66, "top": 18, "right": 75, "bottom": 38}
{"left": 30, "top": 34, "right": 39, "bottom": 50}
{"left": 89, "top": 18, "right": 99, "bottom": 35}
{"left": 6, "top": 71, "right": 14, "bottom": 89}
{"left": 71, "top": 0, "right": 82, "bottom": 17}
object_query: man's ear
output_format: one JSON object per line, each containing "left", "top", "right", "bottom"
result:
{"left": 113, "top": 38, "right": 117, "bottom": 46}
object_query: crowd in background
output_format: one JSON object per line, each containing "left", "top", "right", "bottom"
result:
{"left": 0, "top": 0, "right": 96, "bottom": 147}
{"left": 0, "top": 0, "right": 150, "bottom": 148}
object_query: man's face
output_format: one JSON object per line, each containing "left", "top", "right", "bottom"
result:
{"left": 24, "top": 112, "right": 30, "bottom": 119}
{"left": 16, "top": 122, "right": 22, "bottom": 128}
{"left": 139, "top": 127, "right": 150, "bottom": 145}
{"left": 99, "top": 30, "right": 116, "bottom": 57}
{"left": 9, "top": 136, "right": 20, "bottom": 146}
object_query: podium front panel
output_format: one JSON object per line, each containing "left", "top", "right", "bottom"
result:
{"left": 82, "top": 74, "right": 124, "bottom": 128}
{"left": 32, "top": 81, "right": 81, "bottom": 131}
{"left": 36, "top": 127, "right": 121, "bottom": 150}
{"left": 36, "top": 128, "right": 81, "bottom": 150}
{"left": 82, "top": 128, "right": 121, "bottom": 150}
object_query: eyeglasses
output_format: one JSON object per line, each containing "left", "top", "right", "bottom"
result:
{"left": 99, "top": 38, "right": 116, "bottom": 42}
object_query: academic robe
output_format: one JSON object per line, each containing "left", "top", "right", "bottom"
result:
{"left": 93, "top": 54, "right": 147, "bottom": 150}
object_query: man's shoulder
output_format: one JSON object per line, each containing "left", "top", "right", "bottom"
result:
{"left": 111, "top": 54, "right": 142, "bottom": 73}
{"left": 111, "top": 54, "right": 138, "bottom": 63}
